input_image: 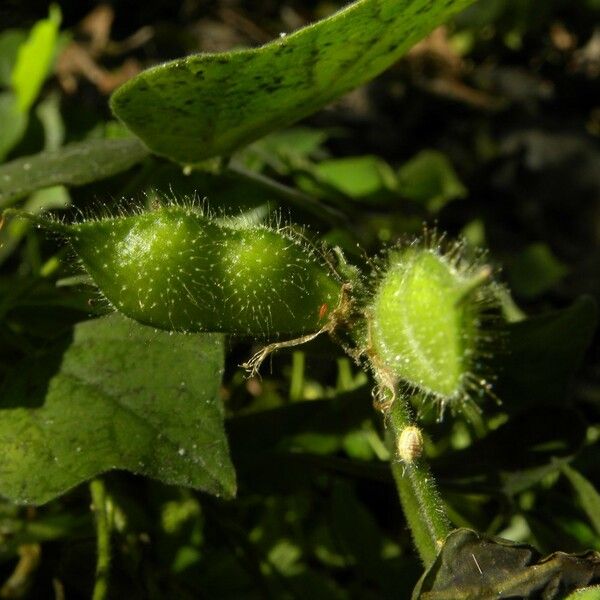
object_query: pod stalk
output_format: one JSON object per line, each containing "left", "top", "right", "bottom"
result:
{"left": 382, "top": 380, "right": 452, "bottom": 566}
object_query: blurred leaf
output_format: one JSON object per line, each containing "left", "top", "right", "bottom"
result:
{"left": 11, "top": 4, "right": 61, "bottom": 112}
{"left": 331, "top": 480, "right": 384, "bottom": 582}
{"left": 0, "top": 92, "right": 27, "bottom": 162}
{"left": 525, "top": 507, "right": 600, "bottom": 555}
{"left": 500, "top": 462, "right": 565, "bottom": 497}
{"left": 0, "top": 314, "right": 234, "bottom": 505}
{"left": 0, "top": 184, "right": 70, "bottom": 264}
{"left": 141, "top": 161, "right": 278, "bottom": 213}
{"left": 433, "top": 407, "right": 587, "bottom": 493}
{"left": 0, "top": 29, "right": 26, "bottom": 87}
{"left": 242, "top": 127, "right": 328, "bottom": 172}
{"left": 342, "top": 428, "right": 377, "bottom": 460}
{"left": 227, "top": 392, "right": 391, "bottom": 493}
{"left": 311, "top": 155, "right": 397, "bottom": 200}
{"left": 396, "top": 150, "right": 467, "bottom": 212}
{"left": 494, "top": 296, "right": 598, "bottom": 410}
{"left": 508, "top": 243, "right": 568, "bottom": 299}
{"left": 36, "top": 91, "right": 64, "bottom": 151}
{"left": 0, "top": 137, "right": 149, "bottom": 206}
{"left": 0, "top": 511, "right": 91, "bottom": 557}
{"left": 561, "top": 464, "right": 600, "bottom": 538}
{"left": 413, "top": 528, "right": 600, "bottom": 599}
{"left": 110, "top": 0, "right": 475, "bottom": 163}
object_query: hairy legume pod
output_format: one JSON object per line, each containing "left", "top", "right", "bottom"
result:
{"left": 8, "top": 205, "right": 343, "bottom": 337}
{"left": 367, "top": 244, "right": 496, "bottom": 405}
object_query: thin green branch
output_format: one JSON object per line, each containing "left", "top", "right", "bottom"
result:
{"left": 90, "top": 478, "right": 112, "bottom": 600}
{"left": 226, "top": 161, "right": 354, "bottom": 230}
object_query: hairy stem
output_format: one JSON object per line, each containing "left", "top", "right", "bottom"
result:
{"left": 384, "top": 387, "right": 451, "bottom": 566}
{"left": 90, "top": 479, "right": 112, "bottom": 600}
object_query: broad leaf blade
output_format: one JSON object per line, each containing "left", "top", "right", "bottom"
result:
{"left": 0, "top": 314, "right": 234, "bottom": 505}
{"left": 111, "top": 0, "right": 475, "bottom": 164}
{"left": 0, "top": 138, "right": 149, "bottom": 207}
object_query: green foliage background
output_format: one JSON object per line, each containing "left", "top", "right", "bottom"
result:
{"left": 0, "top": 0, "right": 599, "bottom": 597}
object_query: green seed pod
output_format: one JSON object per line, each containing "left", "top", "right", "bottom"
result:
{"left": 7, "top": 205, "right": 343, "bottom": 337}
{"left": 366, "top": 242, "right": 497, "bottom": 409}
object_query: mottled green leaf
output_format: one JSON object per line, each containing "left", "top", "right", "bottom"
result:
{"left": 413, "top": 528, "right": 600, "bottom": 599}
{"left": 0, "top": 314, "right": 234, "bottom": 505}
{"left": 111, "top": 0, "right": 475, "bottom": 164}
{"left": 0, "top": 137, "right": 149, "bottom": 207}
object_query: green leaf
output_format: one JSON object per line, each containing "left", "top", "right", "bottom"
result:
{"left": 396, "top": 149, "right": 467, "bottom": 212}
{"left": 0, "top": 314, "right": 234, "bottom": 505}
{"left": 11, "top": 4, "right": 61, "bottom": 112}
{"left": 494, "top": 296, "right": 598, "bottom": 411}
{"left": 412, "top": 528, "right": 600, "bottom": 599}
{"left": 432, "top": 407, "right": 587, "bottom": 493}
{"left": 331, "top": 480, "right": 385, "bottom": 581}
{"left": 36, "top": 91, "right": 65, "bottom": 151}
{"left": 508, "top": 243, "right": 568, "bottom": 299}
{"left": 242, "top": 126, "right": 328, "bottom": 172}
{"left": 0, "top": 184, "right": 70, "bottom": 265}
{"left": 0, "top": 137, "right": 149, "bottom": 207}
{"left": 110, "top": 0, "right": 475, "bottom": 164}
{"left": 0, "top": 92, "right": 27, "bottom": 162}
{"left": 311, "top": 155, "right": 397, "bottom": 200}
{"left": 561, "top": 464, "right": 600, "bottom": 538}
{"left": 0, "top": 29, "right": 26, "bottom": 87}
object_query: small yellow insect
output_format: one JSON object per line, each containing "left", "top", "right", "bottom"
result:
{"left": 397, "top": 426, "right": 424, "bottom": 464}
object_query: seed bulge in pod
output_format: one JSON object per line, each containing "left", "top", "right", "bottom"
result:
{"left": 13, "top": 206, "right": 343, "bottom": 337}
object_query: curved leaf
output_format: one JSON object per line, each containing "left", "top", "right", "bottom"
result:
{"left": 111, "top": 0, "right": 474, "bottom": 164}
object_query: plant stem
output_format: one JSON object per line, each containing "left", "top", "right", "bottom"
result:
{"left": 226, "top": 161, "right": 354, "bottom": 230}
{"left": 384, "top": 387, "right": 451, "bottom": 566}
{"left": 90, "top": 479, "right": 112, "bottom": 600}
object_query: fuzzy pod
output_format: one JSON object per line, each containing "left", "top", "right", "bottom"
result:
{"left": 9, "top": 205, "right": 343, "bottom": 336}
{"left": 367, "top": 244, "right": 495, "bottom": 404}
